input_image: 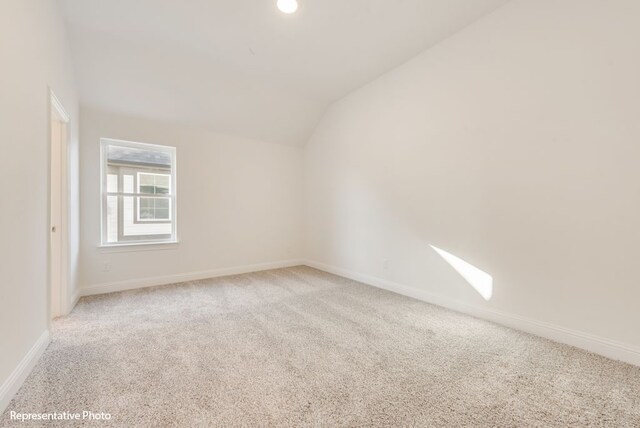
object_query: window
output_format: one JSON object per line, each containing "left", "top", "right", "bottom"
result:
{"left": 136, "top": 173, "right": 171, "bottom": 221}
{"left": 101, "top": 138, "right": 176, "bottom": 245}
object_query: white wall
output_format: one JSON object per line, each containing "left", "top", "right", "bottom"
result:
{"left": 305, "top": 0, "right": 640, "bottom": 355}
{"left": 79, "top": 108, "right": 303, "bottom": 292}
{"left": 0, "top": 0, "right": 79, "bottom": 405}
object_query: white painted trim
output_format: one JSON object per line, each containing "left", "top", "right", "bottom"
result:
{"left": 49, "top": 89, "right": 71, "bottom": 319}
{"left": 304, "top": 260, "right": 640, "bottom": 367}
{"left": 49, "top": 90, "right": 69, "bottom": 122}
{"left": 81, "top": 259, "right": 304, "bottom": 297}
{"left": 0, "top": 330, "right": 50, "bottom": 414}
{"left": 98, "top": 240, "right": 179, "bottom": 252}
{"left": 70, "top": 288, "right": 81, "bottom": 310}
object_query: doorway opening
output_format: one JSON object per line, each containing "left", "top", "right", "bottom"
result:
{"left": 50, "top": 90, "right": 70, "bottom": 320}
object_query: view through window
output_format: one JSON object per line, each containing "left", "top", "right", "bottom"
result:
{"left": 101, "top": 139, "right": 176, "bottom": 245}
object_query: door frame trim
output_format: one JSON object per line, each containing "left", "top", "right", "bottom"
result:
{"left": 48, "top": 89, "right": 71, "bottom": 321}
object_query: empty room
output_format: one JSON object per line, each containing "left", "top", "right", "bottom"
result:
{"left": 1, "top": 0, "right": 639, "bottom": 426}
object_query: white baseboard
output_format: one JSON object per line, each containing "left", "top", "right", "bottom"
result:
{"left": 70, "top": 288, "right": 81, "bottom": 311}
{"left": 81, "top": 259, "right": 304, "bottom": 297}
{"left": 0, "top": 330, "right": 50, "bottom": 414}
{"left": 304, "top": 260, "right": 640, "bottom": 367}
{"left": 72, "top": 289, "right": 81, "bottom": 306}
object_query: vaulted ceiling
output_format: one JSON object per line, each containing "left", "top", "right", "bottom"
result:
{"left": 59, "top": 0, "right": 510, "bottom": 145}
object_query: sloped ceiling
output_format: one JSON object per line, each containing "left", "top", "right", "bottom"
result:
{"left": 59, "top": 0, "right": 510, "bottom": 145}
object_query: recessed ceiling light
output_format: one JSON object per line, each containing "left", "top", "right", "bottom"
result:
{"left": 277, "top": 0, "right": 298, "bottom": 14}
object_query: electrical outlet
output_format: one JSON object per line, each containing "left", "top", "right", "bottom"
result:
{"left": 102, "top": 263, "right": 111, "bottom": 272}
{"left": 383, "top": 259, "right": 390, "bottom": 270}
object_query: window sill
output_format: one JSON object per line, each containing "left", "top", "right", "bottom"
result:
{"left": 98, "top": 240, "right": 179, "bottom": 253}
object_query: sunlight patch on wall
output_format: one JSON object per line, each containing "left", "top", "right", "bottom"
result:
{"left": 430, "top": 245, "right": 493, "bottom": 300}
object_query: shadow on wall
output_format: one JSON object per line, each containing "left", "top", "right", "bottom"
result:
{"left": 430, "top": 245, "right": 493, "bottom": 300}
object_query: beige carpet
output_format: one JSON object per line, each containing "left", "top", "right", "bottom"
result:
{"left": 2, "top": 266, "right": 639, "bottom": 427}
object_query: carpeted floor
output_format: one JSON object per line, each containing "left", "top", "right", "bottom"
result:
{"left": 2, "top": 266, "right": 639, "bottom": 427}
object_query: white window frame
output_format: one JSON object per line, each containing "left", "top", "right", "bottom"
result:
{"left": 100, "top": 138, "right": 177, "bottom": 247}
{"left": 136, "top": 172, "right": 172, "bottom": 222}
